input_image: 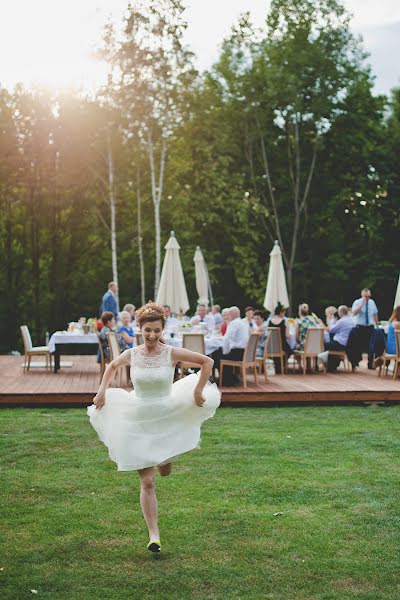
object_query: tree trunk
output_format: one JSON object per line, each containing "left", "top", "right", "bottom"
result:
{"left": 136, "top": 166, "right": 145, "bottom": 305}
{"left": 107, "top": 127, "right": 119, "bottom": 312}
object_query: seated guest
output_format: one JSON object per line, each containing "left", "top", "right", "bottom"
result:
{"left": 162, "top": 305, "right": 179, "bottom": 333}
{"left": 253, "top": 310, "right": 267, "bottom": 333}
{"left": 99, "top": 311, "right": 128, "bottom": 361}
{"left": 220, "top": 308, "right": 230, "bottom": 335}
{"left": 323, "top": 305, "right": 354, "bottom": 372}
{"left": 190, "top": 304, "right": 215, "bottom": 332}
{"left": 122, "top": 303, "right": 136, "bottom": 326}
{"left": 325, "top": 306, "right": 338, "bottom": 326}
{"left": 242, "top": 306, "right": 256, "bottom": 332}
{"left": 266, "top": 304, "right": 291, "bottom": 373}
{"left": 212, "top": 304, "right": 223, "bottom": 328}
{"left": 387, "top": 306, "right": 400, "bottom": 354}
{"left": 210, "top": 306, "right": 249, "bottom": 386}
{"left": 295, "top": 303, "right": 317, "bottom": 350}
{"left": 176, "top": 308, "right": 190, "bottom": 321}
{"left": 374, "top": 307, "right": 400, "bottom": 368}
{"left": 117, "top": 310, "right": 135, "bottom": 348}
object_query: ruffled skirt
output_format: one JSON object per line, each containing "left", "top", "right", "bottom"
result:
{"left": 87, "top": 374, "right": 221, "bottom": 471}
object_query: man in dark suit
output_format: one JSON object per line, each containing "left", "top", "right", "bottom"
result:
{"left": 99, "top": 281, "right": 119, "bottom": 319}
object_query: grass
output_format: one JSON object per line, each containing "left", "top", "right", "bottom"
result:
{"left": 1, "top": 405, "right": 399, "bottom": 600}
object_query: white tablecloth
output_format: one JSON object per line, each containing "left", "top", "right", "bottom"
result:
{"left": 48, "top": 332, "right": 98, "bottom": 353}
{"left": 166, "top": 335, "right": 223, "bottom": 355}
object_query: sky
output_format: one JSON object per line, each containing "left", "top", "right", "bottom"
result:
{"left": 0, "top": 0, "right": 399, "bottom": 95}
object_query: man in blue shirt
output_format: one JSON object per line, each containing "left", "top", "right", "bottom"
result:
{"left": 324, "top": 305, "right": 354, "bottom": 372}
{"left": 352, "top": 288, "right": 378, "bottom": 368}
{"left": 99, "top": 281, "right": 119, "bottom": 319}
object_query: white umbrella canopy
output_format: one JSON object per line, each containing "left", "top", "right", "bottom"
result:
{"left": 263, "top": 240, "right": 290, "bottom": 314}
{"left": 156, "top": 231, "right": 190, "bottom": 314}
{"left": 394, "top": 274, "right": 400, "bottom": 309}
{"left": 194, "top": 246, "right": 211, "bottom": 306}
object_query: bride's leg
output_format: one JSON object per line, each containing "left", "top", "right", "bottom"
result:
{"left": 137, "top": 467, "right": 159, "bottom": 540}
{"left": 157, "top": 462, "right": 172, "bottom": 476}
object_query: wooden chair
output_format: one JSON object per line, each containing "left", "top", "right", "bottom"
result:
{"left": 294, "top": 328, "right": 326, "bottom": 375}
{"left": 135, "top": 332, "right": 144, "bottom": 346}
{"left": 20, "top": 325, "right": 52, "bottom": 372}
{"left": 179, "top": 333, "right": 205, "bottom": 379}
{"left": 264, "top": 327, "right": 287, "bottom": 374}
{"left": 328, "top": 350, "right": 351, "bottom": 372}
{"left": 256, "top": 329, "right": 271, "bottom": 383}
{"left": 220, "top": 333, "right": 261, "bottom": 388}
{"left": 106, "top": 331, "right": 125, "bottom": 386}
{"left": 378, "top": 352, "right": 397, "bottom": 377}
{"left": 97, "top": 333, "right": 107, "bottom": 382}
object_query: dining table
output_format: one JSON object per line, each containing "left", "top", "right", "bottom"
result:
{"left": 48, "top": 331, "right": 99, "bottom": 373}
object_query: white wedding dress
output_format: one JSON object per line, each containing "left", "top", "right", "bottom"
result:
{"left": 87, "top": 344, "right": 221, "bottom": 471}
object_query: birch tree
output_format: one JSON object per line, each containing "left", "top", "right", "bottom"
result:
{"left": 103, "top": 0, "right": 196, "bottom": 297}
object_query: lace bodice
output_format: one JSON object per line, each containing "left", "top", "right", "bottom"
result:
{"left": 130, "top": 345, "right": 175, "bottom": 400}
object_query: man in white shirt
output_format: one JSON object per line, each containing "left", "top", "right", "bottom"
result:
{"left": 190, "top": 304, "right": 215, "bottom": 332}
{"left": 351, "top": 288, "right": 378, "bottom": 368}
{"left": 211, "top": 304, "right": 223, "bottom": 328}
{"left": 211, "top": 306, "right": 249, "bottom": 386}
{"left": 242, "top": 306, "right": 256, "bottom": 333}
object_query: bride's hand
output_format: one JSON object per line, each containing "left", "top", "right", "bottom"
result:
{"left": 194, "top": 389, "right": 205, "bottom": 407}
{"left": 93, "top": 392, "right": 106, "bottom": 410}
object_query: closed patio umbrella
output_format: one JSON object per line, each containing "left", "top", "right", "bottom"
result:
{"left": 156, "top": 231, "right": 190, "bottom": 314}
{"left": 394, "top": 274, "right": 400, "bottom": 309}
{"left": 263, "top": 240, "right": 289, "bottom": 314}
{"left": 194, "top": 246, "right": 212, "bottom": 306}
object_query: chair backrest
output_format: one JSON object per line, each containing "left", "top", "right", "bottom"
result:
{"left": 135, "top": 332, "right": 144, "bottom": 346}
{"left": 265, "top": 327, "right": 283, "bottom": 355}
{"left": 97, "top": 333, "right": 105, "bottom": 369}
{"left": 395, "top": 330, "right": 400, "bottom": 358}
{"left": 243, "top": 333, "right": 261, "bottom": 363}
{"left": 106, "top": 332, "right": 121, "bottom": 361}
{"left": 20, "top": 325, "right": 33, "bottom": 352}
{"left": 304, "top": 327, "right": 324, "bottom": 354}
{"left": 182, "top": 333, "right": 205, "bottom": 354}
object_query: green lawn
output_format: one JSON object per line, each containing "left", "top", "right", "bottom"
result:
{"left": 1, "top": 406, "right": 399, "bottom": 600}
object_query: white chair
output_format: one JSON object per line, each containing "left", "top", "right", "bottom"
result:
{"left": 256, "top": 329, "right": 271, "bottom": 383}
{"left": 393, "top": 330, "right": 400, "bottom": 380}
{"left": 294, "top": 328, "right": 326, "bottom": 375}
{"left": 20, "top": 325, "right": 52, "bottom": 372}
{"left": 179, "top": 333, "right": 205, "bottom": 379}
{"left": 220, "top": 333, "right": 261, "bottom": 388}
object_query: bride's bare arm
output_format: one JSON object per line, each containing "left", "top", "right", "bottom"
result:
{"left": 93, "top": 349, "right": 131, "bottom": 410}
{"left": 171, "top": 348, "right": 214, "bottom": 407}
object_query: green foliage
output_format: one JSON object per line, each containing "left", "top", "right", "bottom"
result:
{"left": 0, "top": 0, "right": 399, "bottom": 352}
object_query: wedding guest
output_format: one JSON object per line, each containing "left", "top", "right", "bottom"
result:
{"left": 123, "top": 303, "right": 136, "bottom": 322}
{"left": 323, "top": 305, "right": 354, "bottom": 372}
{"left": 242, "top": 306, "right": 256, "bottom": 332}
{"left": 295, "top": 303, "right": 317, "bottom": 351}
{"left": 99, "top": 282, "right": 118, "bottom": 318}
{"left": 211, "top": 305, "right": 223, "bottom": 328}
{"left": 99, "top": 311, "right": 127, "bottom": 361}
{"left": 117, "top": 310, "right": 135, "bottom": 349}
{"left": 352, "top": 288, "right": 378, "bottom": 368}
{"left": 162, "top": 305, "right": 179, "bottom": 333}
{"left": 210, "top": 306, "right": 249, "bottom": 386}
{"left": 266, "top": 304, "right": 291, "bottom": 373}
{"left": 373, "top": 306, "right": 400, "bottom": 368}
{"left": 253, "top": 310, "right": 267, "bottom": 333}
{"left": 190, "top": 304, "right": 215, "bottom": 332}
{"left": 220, "top": 308, "right": 231, "bottom": 336}
{"left": 325, "top": 306, "right": 338, "bottom": 326}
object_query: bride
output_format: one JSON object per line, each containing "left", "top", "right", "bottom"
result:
{"left": 87, "top": 302, "right": 221, "bottom": 553}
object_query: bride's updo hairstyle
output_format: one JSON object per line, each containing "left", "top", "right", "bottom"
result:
{"left": 136, "top": 302, "right": 166, "bottom": 329}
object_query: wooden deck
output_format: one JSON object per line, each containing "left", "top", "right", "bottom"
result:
{"left": 0, "top": 355, "right": 399, "bottom": 407}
